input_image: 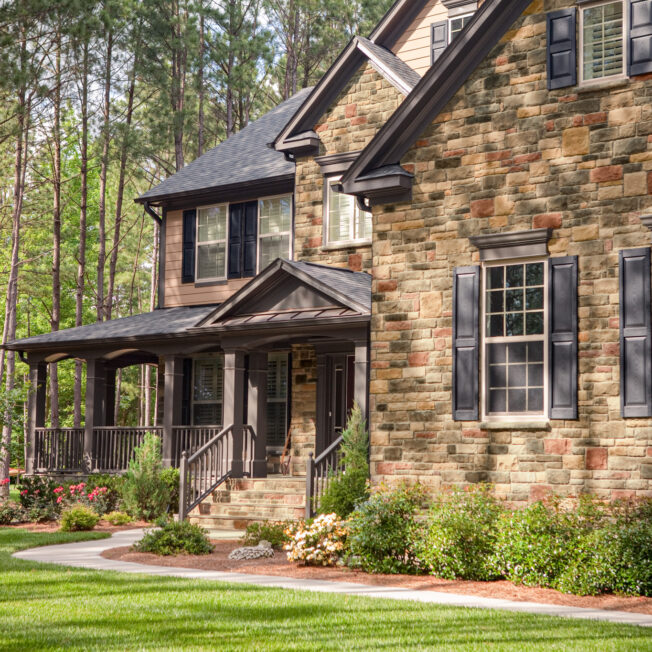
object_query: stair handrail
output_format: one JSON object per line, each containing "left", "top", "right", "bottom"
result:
{"left": 305, "top": 434, "right": 344, "bottom": 518}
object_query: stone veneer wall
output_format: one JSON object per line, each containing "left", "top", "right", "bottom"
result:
{"left": 369, "top": 0, "right": 652, "bottom": 502}
{"left": 289, "top": 344, "right": 317, "bottom": 475}
{"left": 293, "top": 63, "right": 405, "bottom": 272}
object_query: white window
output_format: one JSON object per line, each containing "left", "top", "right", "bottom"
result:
{"left": 325, "top": 177, "right": 371, "bottom": 246}
{"left": 196, "top": 204, "right": 228, "bottom": 281}
{"left": 258, "top": 195, "right": 292, "bottom": 271}
{"left": 266, "top": 352, "right": 289, "bottom": 447}
{"left": 483, "top": 261, "right": 547, "bottom": 419}
{"left": 581, "top": 1, "right": 625, "bottom": 82}
{"left": 192, "top": 356, "right": 224, "bottom": 425}
{"left": 449, "top": 13, "right": 473, "bottom": 42}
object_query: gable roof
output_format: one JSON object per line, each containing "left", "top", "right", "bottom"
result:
{"left": 341, "top": 0, "right": 534, "bottom": 202}
{"left": 136, "top": 87, "right": 312, "bottom": 206}
{"left": 273, "top": 0, "right": 431, "bottom": 154}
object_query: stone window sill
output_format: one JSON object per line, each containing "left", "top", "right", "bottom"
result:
{"left": 575, "top": 78, "right": 628, "bottom": 95}
{"left": 321, "top": 242, "right": 372, "bottom": 252}
{"left": 480, "top": 421, "right": 551, "bottom": 431}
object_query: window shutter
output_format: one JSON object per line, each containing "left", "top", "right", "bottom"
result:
{"left": 431, "top": 20, "right": 448, "bottom": 64}
{"left": 453, "top": 266, "right": 480, "bottom": 421}
{"left": 619, "top": 248, "right": 652, "bottom": 417}
{"left": 181, "top": 358, "right": 193, "bottom": 425}
{"left": 547, "top": 9, "right": 577, "bottom": 90}
{"left": 182, "top": 209, "right": 196, "bottom": 284}
{"left": 243, "top": 201, "right": 258, "bottom": 277}
{"left": 228, "top": 203, "right": 243, "bottom": 279}
{"left": 548, "top": 256, "right": 578, "bottom": 419}
{"left": 629, "top": 0, "right": 652, "bottom": 76}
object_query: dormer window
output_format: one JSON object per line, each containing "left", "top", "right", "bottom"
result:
{"left": 432, "top": 2, "right": 477, "bottom": 63}
{"left": 449, "top": 13, "right": 473, "bottom": 41}
{"left": 324, "top": 177, "right": 372, "bottom": 247}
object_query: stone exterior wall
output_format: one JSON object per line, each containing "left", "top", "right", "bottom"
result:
{"left": 369, "top": 0, "right": 652, "bottom": 502}
{"left": 293, "top": 63, "right": 405, "bottom": 272}
{"left": 289, "top": 344, "right": 317, "bottom": 475}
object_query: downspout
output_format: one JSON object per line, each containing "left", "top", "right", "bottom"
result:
{"left": 144, "top": 201, "right": 162, "bottom": 226}
{"left": 355, "top": 195, "right": 372, "bottom": 214}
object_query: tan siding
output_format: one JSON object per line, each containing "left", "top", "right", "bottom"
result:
{"left": 163, "top": 208, "right": 249, "bottom": 307}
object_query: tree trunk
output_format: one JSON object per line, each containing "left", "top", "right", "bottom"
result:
{"left": 198, "top": 6, "right": 205, "bottom": 157}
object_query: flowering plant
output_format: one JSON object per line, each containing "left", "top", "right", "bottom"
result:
{"left": 284, "top": 513, "right": 348, "bottom": 566}
{"left": 53, "top": 483, "right": 110, "bottom": 515}
{"left": 0, "top": 478, "right": 10, "bottom": 486}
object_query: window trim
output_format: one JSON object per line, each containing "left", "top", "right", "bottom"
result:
{"left": 191, "top": 354, "right": 224, "bottom": 427}
{"left": 257, "top": 193, "right": 294, "bottom": 273}
{"left": 448, "top": 12, "right": 474, "bottom": 43}
{"left": 195, "top": 202, "right": 229, "bottom": 283}
{"left": 579, "top": 0, "right": 628, "bottom": 85}
{"left": 323, "top": 176, "right": 372, "bottom": 247}
{"left": 480, "top": 257, "right": 549, "bottom": 423}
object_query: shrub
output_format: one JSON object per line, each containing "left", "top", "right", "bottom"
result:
{"left": 0, "top": 500, "right": 24, "bottom": 525}
{"left": 416, "top": 485, "right": 505, "bottom": 581}
{"left": 241, "top": 520, "right": 292, "bottom": 549}
{"left": 160, "top": 467, "right": 180, "bottom": 514}
{"left": 86, "top": 474, "right": 126, "bottom": 512}
{"left": 346, "top": 484, "right": 426, "bottom": 574}
{"left": 17, "top": 476, "right": 58, "bottom": 512}
{"left": 318, "top": 402, "right": 370, "bottom": 519}
{"left": 54, "top": 483, "right": 111, "bottom": 516}
{"left": 60, "top": 505, "right": 100, "bottom": 532}
{"left": 122, "top": 433, "right": 170, "bottom": 521}
{"left": 285, "top": 514, "right": 347, "bottom": 566}
{"left": 134, "top": 520, "right": 214, "bottom": 556}
{"left": 104, "top": 511, "right": 133, "bottom": 526}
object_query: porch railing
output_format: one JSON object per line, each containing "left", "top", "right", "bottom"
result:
{"left": 92, "top": 426, "right": 163, "bottom": 472}
{"left": 179, "top": 425, "right": 256, "bottom": 521}
{"left": 305, "top": 435, "right": 344, "bottom": 518}
{"left": 34, "top": 428, "right": 85, "bottom": 473}
{"left": 171, "top": 425, "right": 223, "bottom": 468}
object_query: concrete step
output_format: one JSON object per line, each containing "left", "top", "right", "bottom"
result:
{"left": 189, "top": 514, "right": 282, "bottom": 532}
{"left": 209, "top": 490, "right": 305, "bottom": 506}
{"left": 198, "top": 502, "right": 305, "bottom": 520}
{"left": 223, "top": 476, "right": 305, "bottom": 492}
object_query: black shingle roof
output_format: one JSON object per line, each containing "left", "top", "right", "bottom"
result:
{"left": 357, "top": 37, "right": 421, "bottom": 91}
{"left": 138, "top": 87, "right": 312, "bottom": 203}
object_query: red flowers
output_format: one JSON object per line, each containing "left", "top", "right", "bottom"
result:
{"left": 0, "top": 478, "right": 9, "bottom": 486}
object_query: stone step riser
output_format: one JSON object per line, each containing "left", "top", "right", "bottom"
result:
{"left": 198, "top": 506, "right": 305, "bottom": 520}
{"left": 209, "top": 492, "right": 305, "bottom": 506}
{"left": 224, "top": 478, "right": 305, "bottom": 492}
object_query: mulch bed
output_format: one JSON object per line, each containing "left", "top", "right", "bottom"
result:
{"left": 101, "top": 539, "right": 652, "bottom": 616}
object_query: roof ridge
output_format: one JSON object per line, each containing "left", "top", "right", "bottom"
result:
{"left": 288, "top": 259, "right": 370, "bottom": 277}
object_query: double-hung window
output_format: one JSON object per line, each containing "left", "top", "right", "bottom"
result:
{"left": 266, "top": 352, "right": 289, "bottom": 447}
{"left": 192, "top": 356, "right": 224, "bottom": 425}
{"left": 483, "top": 261, "right": 547, "bottom": 419}
{"left": 581, "top": 1, "right": 626, "bottom": 82}
{"left": 449, "top": 13, "right": 473, "bottom": 42}
{"left": 325, "top": 177, "right": 371, "bottom": 246}
{"left": 258, "top": 195, "right": 292, "bottom": 271}
{"left": 196, "top": 204, "right": 228, "bottom": 281}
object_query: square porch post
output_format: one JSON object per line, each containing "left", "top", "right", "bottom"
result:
{"left": 84, "top": 358, "right": 106, "bottom": 474}
{"left": 223, "top": 349, "right": 246, "bottom": 478}
{"left": 162, "top": 356, "right": 184, "bottom": 468}
{"left": 25, "top": 361, "right": 47, "bottom": 475}
{"left": 354, "top": 340, "right": 369, "bottom": 425}
{"left": 247, "top": 351, "right": 268, "bottom": 478}
{"left": 104, "top": 367, "right": 116, "bottom": 427}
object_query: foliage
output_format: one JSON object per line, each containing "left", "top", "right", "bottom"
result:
{"left": 285, "top": 514, "right": 347, "bottom": 566}
{"left": 416, "top": 485, "right": 505, "bottom": 581}
{"left": 318, "top": 402, "right": 370, "bottom": 518}
{"left": 86, "top": 474, "right": 126, "bottom": 513}
{"left": 122, "top": 434, "right": 170, "bottom": 521}
{"left": 0, "top": 501, "right": 24, "bottom": 525}
{"left": 60, "top": 505, "right": 100, "bottom": 532}
{"left": 17, "top": 476, "right": 58, "bottom": 511}
{"left": 346, "top": 484, "right": 426, "bottom": 574}
{"left": 160, "top": 467, "right": 180, "bottom": 514}
{"left": 134, "top": 519, "right": 213, "bottom": 556}
{"left": 54, "top": 483, "right": 111, "bottom": 516}
{"left": 103, "top": 511, "right": 133, "bottom": 526}
{"left": 241, "top": 520, "right": 292, "bottom": 549}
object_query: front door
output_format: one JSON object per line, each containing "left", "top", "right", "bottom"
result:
{"left": 326, "top": 355, "right": 355, "bottom": 448}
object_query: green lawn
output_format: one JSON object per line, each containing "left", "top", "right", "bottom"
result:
{"left": 9, "top": 486, "right": 19, "bottom": 502}
{"left": 0, "top": 528, "right": 650, "bottom": 651}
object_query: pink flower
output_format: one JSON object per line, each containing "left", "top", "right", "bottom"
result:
{"left": 56, "top": 496, "right": 63, "bottom": 504}
{"left": 20, "top": 489, "right": 27, "bottom": 496}
{"left": 0, "top": 478, "right": 9, "bottom": 486}
{"left": 53, "top": 487, "right": 64, "bottom": 494}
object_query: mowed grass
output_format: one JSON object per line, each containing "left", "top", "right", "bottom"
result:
{"left": 0, "top": 528, "right": 650, "bottom": 651}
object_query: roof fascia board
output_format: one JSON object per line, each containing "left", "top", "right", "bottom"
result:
{"left": 343, "top": 0, "right": 533, "bottom": 188}
{"left": 356, "top": 40, "right": 415, "bottom": 95}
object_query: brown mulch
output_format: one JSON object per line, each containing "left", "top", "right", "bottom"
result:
{"left": 101, "top": 540, "right": 652, "bottom": 616}
{"left": 4, "top": 521, "right": 150, "bottom": 533}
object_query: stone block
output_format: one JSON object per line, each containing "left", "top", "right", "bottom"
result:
{"left": 586, "top": 448, "right": 608, "bottom": 470}
{"left": 562, "top": 127, "right": 589, "bottom": 156}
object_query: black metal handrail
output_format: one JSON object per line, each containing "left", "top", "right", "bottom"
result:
{"left": 305, "top": 434, "right": 344, "bottom": 518}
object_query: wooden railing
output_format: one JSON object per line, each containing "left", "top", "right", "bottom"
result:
{"left": 305, "top": 435, "right": 344, "bottom": 518}
{"left": 92, "top": 426, "right": 163, "bottom": 472}
{"left": 34, "top": 428, "right": 84, "bottom": 473}
{"left": 178, "top": 425, "right": 256, "bottom": 520}
{"left": 171, "top": 425, "right": 222, "bottom": 468}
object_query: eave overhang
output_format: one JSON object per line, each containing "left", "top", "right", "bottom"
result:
{"left": 341, "top": 164, "right": 414, "bottom": 206}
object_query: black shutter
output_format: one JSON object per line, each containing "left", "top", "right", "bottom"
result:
{"left": 548, "top": 256, "right": 578, "bottom": 419}
{"left": 452, "top": 266, "right": 479, "bottom": 421}
{"left": 243, "top": 201, "right": 258, "bottom": 277}
{"left": 181, "top": 358, "right": 193, "bottom": 425}
{"left": 431, "top": 20, "right": 448, "bottom": 64}
{"left": 629, "top": 0, "right": 652, "bottom": 76}
{"left": 619, "top": 248, "right": 652, "bottom": 417}
{"left": 228, "top": 203, "right": 243, "bottom": 279}
{"left": 182, "top": 209, "right": 196, "bottom": 284}
{"left": 547, "top": 9, "right": 577, "bottom": 90}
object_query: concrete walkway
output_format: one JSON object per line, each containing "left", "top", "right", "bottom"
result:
{"left": 13, "top": 529, "right": 652, "bottom": 628}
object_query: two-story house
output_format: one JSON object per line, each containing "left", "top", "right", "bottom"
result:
{"left": 10, "top": 0, "right": 652, "bottom": 528}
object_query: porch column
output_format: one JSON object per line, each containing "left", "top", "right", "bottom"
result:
{"left": 223, "top": 349, "right": 246, "bottom": 478}
{"left": 354, "top": 340, "right": 369, "bottom": 426}
{"left": 315, "top": 354, "right": 328, "bottom": 455}
{"left": 84, "top": 358, "right": 106, "bottom": 473}
{"left": 162, "top": 356, "right": 184, "bottom": 468}
{"left": 104, "top": 367, "right": 116, "bottom": 427}
{"left": 247, "top": 351, "right": 268, "bottom": 478}
{"left": 25, "top": 361, "right": 47, "bottom": 475}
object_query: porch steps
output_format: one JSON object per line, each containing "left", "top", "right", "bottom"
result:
{"left": 188, "top": 475, "right": 306, "bottom": 537}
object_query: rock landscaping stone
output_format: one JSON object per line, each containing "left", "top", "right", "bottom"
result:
{"left": 228, "top": 540, "right": 274, "bottom": 560}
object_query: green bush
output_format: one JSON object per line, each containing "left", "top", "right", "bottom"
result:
{"left": 416, "top": 485, "right": 505, "bottom": 581}
{"left": 346, "top": 484, "right": 426, "bottom": 574}
{"left": 122, "top": 433, "right": 170, "bottom": 521}
{"left": 0, "top": 500, "right": 25, "bottom": 525}
{"left": 104, "top": 511, "right": 132, "bottom": 526}
{"left": 318, "top": 402, "right": 370, "bottom": 518}
{"left": 241, "top": 520, "right": 292, "bottom": 549}
{"left": 17, "top": 476, "right": 58, "bottom": 512}
{"left": 60, "top": 505, "right": 100, "bottom": 532}
{"left": 135, "top": 519, "right": 214, "bottom": 556}
{"left": 86, "top": 474, "right": 126, "bottom": 513}
{"left": 161, "top": 467, "right": 180, "bottom": 514}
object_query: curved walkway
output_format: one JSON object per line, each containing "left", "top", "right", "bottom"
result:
{"left": 13, "top": 529, "right": 652, "bottom": 628}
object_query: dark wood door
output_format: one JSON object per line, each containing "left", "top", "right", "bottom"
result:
{"left": 326, "top": 354, "right": 355, "bottom": 447}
